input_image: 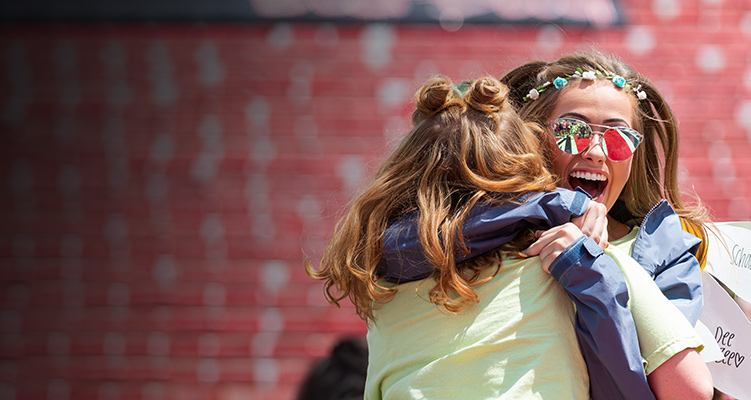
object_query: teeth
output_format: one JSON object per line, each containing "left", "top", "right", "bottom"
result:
{"left": 570, "top": 171, "right": 607, "bottom": 181}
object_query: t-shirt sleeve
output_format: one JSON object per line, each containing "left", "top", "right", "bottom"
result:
{"left": 605, "top": 246, "right": 705, "bottom": 374}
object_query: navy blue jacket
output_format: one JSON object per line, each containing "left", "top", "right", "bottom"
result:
{"left": 378, "top": 189, "right": 703, "bottom": 400}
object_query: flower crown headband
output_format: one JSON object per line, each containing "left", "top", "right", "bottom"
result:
{"left": 523, "top": 68, "right": 647, "bottom": 102}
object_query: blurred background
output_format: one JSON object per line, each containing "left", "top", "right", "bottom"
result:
{"left": 1, "top": 0, "right": 750, "bottom": 399}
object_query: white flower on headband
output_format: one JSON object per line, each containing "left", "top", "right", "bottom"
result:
{"left": 527, "top": 88, "right": 540, "bottom": 100}
{"left": 636, "top": 90, "right": 647, "bottom": 100}
{"left": 582, "top": 71, "right": 597, "bottom": 80}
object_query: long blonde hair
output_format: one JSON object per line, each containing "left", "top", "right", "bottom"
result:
{"left": 501, "top": 52, "right": 710, "bottom": 238}
{"left": 306, "top": 76, "right": 556, "bottom": 321}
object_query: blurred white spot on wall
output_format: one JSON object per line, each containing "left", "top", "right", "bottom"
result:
{"left": 251, "top": 134, "right": 277, "bottom": 168}
{"left": 652, "top": 0, "right": 681, "bottom": 20}
{"left": 361, "top": 24, "right": 394, "bottom": 70}
{"left": 247, "top": 97, "right": 271, "bottom": 127}
{"left": 147, "top": 331, "right": 170, "bottom": 356}
{"left": 192, "top": 115, "right": 225, "bottom": 184}
{"left": 54, "top": 114, "right": 76, "bottom": 144}
{"left": 3, "top": 41, "right": 32, "bottom": 126}
{"left": 625, "top": 26, "right": 655, "bottom": 56}
{"left": 5, "top": 284, "right": 29, "bottom": 309}
{"left": 702, "top": 120, "right": 726, "bottom": 141}
{"left": 105, "top": 214, "right": 130, "bottom": 259}
{"left": 0, "top": 383, "right": 14, "bottom": 400}
{"left": 729, "top": 197, "right": 751, "bottom": 219}
{"left": 0, "top": 310, "right": 22, "bottom": 333}
{"left": 203, "top": 282, "right": 227, "bottom": 307}
{"left": 253, "top": 358, "right": 279, "bottom": 384}
{"left": 259, "top": 307, "right": 285, "bottom": 331}
{"left": 199, "top": 333, "right": 220, "bottom": 356}
{"left": 707, "top": 141, "right": 737, "bottom": 198}
{"left": 267, "top": 23, "right": 294, "bottom": 51}
{"left": 315, "top": 23, "right": 339, "bottom": 47}
{"left": 107, "top": 283, "right": 130, "bottom": 306}
{"left": 288, "top": 60, "right": 314, "bottom": 106}
{"left": 141, "top": 382, "right": 164, "bottom": 400}
{"left": 103, "top": 116, "right": 129, "bottom": 193}
{"left": 337, "top": 156, "right": 366, "bottom": 193}
{"left": 57, "top": 165, "right": 81, "bottom": 198}
{"left": 146, "top": 41, "right": 179, "bottom": 106}
{"left": 63, "top": 282, "right": 85, "bottom": 308}
{"left": 153, "top": 255, "right": 178, "bottom": 290}
{"left": 307, "top": 284, "right": 329, "bottom": 307}
{"left": 536, "top": 24, "right": 564, "bottom": 54}
{"left": 12, "top": 234, "right": 34, "bottom": 258}
{"left": 48, "top": 378, "right": 70, "bottom": 400}
{"left": 439, "top": 6, "right": 464, "bottom": 32}
{"left": 261, "top": 260, "right": 290, "bottom": 294}
{"left": 734, "top": 101, "right": 751, "bottom": 140}
{"left": 145, "top": 173, "right": 169, "bottom": 203}
{"left": 60, "top": 233, "right": 83, "bottom": 258}
{"left": 741, "top": 12, "right": 751, "bottom": 37}
{"left": 251, "top": 332, "right": 278, "bottom": 357}
{"left": 103, "top": 331, "right": 126, "bottom": 355}
{"left": 695, "top": 45, "right": 726, "bottom": 74}
{"left": 98, "top": 382, "right": 120, "bottom": 400}
{"left": 413, "top": 60, "right": 439, "bottom": 82}
{"left": 102, "top": 40, "right": 132, "bottom": 108}
{"left": 198, "top": 359, "right": 221, "bottom": 383}
{"left": 53, "top": 40, "right": 81, "bottom": 109}
{"left": 150, "top": 134, "right": 174, "bottom": 168}
{"left": 195, "top": 41, "right": 225, "bottom": 88}
{"left": 377, "top": 78, "right": 410, "bottom": 115}
{"left": 295, "top": 195, "right": 321, "bottom": 224}
{"left": 9, "top": 159, "right": 33, "bottom": 196}
{"left": 48, "top": 331, "right": 71, "bottom": 355}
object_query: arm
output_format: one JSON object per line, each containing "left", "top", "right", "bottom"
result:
{"left": 534, "top": 229, "right": 656, "bottom": 400}
{"left": 647, "top": 349, "right": 713, "bottom": 400}
{"left": 378, "top": 188, "right": 590, "bottom": 283}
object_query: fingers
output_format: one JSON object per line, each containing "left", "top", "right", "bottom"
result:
{"left": 571, "top": 201, "right": 609, "bottom": 249}
{"left": 523, "top": 223, "right": 584, "bottom": 273}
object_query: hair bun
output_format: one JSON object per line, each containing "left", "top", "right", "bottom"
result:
{"left": 467, "top": 77, "right": 509, "bottom": 114}
{"left": 413, "top": 77, "right": 462, "bottom": 124}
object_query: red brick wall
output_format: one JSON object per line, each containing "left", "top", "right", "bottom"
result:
{"left": 2, "top": 0, "right": 751, "bottom": 398}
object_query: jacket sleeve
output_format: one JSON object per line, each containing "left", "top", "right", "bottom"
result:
{"left": 378, "top": 189, "right": 590, "bottom": 283}
{"left": 630, "top": 201, "right": 704, "bottom": 325}
{"left": 549, "top": 236, "right": 656, "bottom": 400}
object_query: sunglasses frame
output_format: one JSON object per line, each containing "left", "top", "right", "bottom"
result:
{"left": 548, "top": 118, "right": 644, "bottom": 162}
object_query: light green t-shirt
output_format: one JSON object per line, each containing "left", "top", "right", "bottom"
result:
{"left": 366, "top": 256, "right": 589, "bottom": 400}
{"left": 366, "top": 238, "right": 704, "bottom": 399}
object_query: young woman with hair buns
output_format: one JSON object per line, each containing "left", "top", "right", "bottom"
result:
{"left": 307, "top": 74, "right": 710, "bottom": 399}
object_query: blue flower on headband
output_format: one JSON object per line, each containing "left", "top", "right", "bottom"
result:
{"left": 553, "top": 77, "right": 568, "bottom": 89}
{"left": 612, "top": 75, "right": 626, "bottom": 88}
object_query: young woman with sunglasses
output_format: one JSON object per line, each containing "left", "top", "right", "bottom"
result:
{"left": 378, "top": 53, "right": 713, "bottom": 399}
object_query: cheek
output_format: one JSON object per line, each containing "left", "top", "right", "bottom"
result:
{"left": 610, "top": 159, "right": 633, "bottom": 194}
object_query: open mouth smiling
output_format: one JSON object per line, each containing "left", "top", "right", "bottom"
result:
{"left": 568, "top": 170, "right": 607, "bottom": 200}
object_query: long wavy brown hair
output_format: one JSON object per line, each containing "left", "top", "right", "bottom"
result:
{"left": 306, "top": 76, "right": 556, "bottom": 321}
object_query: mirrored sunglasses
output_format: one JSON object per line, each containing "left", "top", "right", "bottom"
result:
{"left": 549, "top": 118, "right": 644, "bottom": 162}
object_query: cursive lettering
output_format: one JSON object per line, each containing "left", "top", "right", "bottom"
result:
{"left": 731, "top": 244, "right": 751, "bottom": 271}
{"left": 714, "top": 326, "right": 746, "bottom": 368}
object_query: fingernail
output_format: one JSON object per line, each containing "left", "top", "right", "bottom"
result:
{"left": 535, "top": 230, "right": 544, "bottom": 238}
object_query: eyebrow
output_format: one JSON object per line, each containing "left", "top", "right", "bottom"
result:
{"left": 559, "top": 112, "right": 631, "bottom": 127}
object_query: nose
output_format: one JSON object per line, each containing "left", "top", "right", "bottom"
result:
{"left": 580, "top": 133, "right": 607, "bottom": 163}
